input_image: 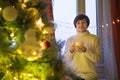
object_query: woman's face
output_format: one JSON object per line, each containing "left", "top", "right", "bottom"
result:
{"left": 75, "top": 19, "right": 88, "bottom": 32}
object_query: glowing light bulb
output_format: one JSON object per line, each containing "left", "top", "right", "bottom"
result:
{"left": 10, "top": 33, "right": 14, "bottom": 37}
{"left": 14, "top": 77, "right": 18, "bottom": 80}
{"left": 36, "top": 18, "right": 44, "bottom": 30}
{"left": 21, "top": 3, "right": 26, "bottom": 9}
{"left": 42, "top": 30, "right": 48, "bottom": 34}
{"left": 112, "top": 21, "right": 115, "bottom": 24}
{"left": 27, "top": 73, "right": 33, "bottom": 77}
{"left": 0, "top": 7, "right": 2, "bottom": 11}
{"left": 117, "top": 19, "right": 120, "bottom": 23}
{"left": 12, "top": 42, "right": 16, "bottom": 46}
{"left": 24, "top": 0, "right": 28, "bottom": 2}
{"left": 40, "top": 42, "right": 44, "bottom": 47}
{"left": 106, "top": 24, "right": 108, "bottom": 26}
{"left": 27, "top": 58, "right": 31, "bottom": 61}
{"left": 17, "top": 49, "right": 22, "bottom": 54}
{"left": 102, "top": 25, "right": 104, "bottom": 28}
{"left": 32, "top": 51, "right": 37, "bottom": 55}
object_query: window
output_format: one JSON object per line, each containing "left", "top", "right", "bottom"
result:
{"left": 85, "top": 0, "right": 97, "bottom": 35}
{"left": 52, "top": 0, "right": 97, "bottom": 53}
{"left": 52, "top": 0, "right": 77, "bottom": 41}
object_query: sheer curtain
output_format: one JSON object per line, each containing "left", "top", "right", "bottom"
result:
{"left": 97, "top": 0, "right": 118, "bottom": 80}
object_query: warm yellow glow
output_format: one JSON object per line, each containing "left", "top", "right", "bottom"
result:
{"left": 10, "top": 33, "right": 14, "bottom": 37}
{"left": 6, "top": 71, "right": 9, "bottom": 73}
{"left": 117, "top": 19, "right": 120, "bottom": 22}
{"left": 19, "top": 0, "right": 29, "bottom": 3}
{"left": 8, "top": 64, "right": 12, "bottom": 67}
{"left": 21, "top": 3, "right": 26, "bottom": 9}
{"left": 27, "top": 57, "right": 39, "bottom": 61}
{"left": 6, "top": 64, "right": 12, "bottom": 68}
{"left": 0, "top": 7, "right": 2, "bottom": 11}
{"left": 26, "top": 73, "right": 33, "bottom": 77}
{"left": 27, "top": 53, "right": 42, "bottom": 61}
{"left": 112, "top": 21, "right": 115, "bottom": 24}
{"left": 42, "top": 27, "right": 54, "bottom": 34}
{"left": 39, "top": 41, "right": 46, "bottom": 50}
{"left": 14, "top": 77, "right": 18, "bottom": 80}
{"left": 32, "top": 51, "right": 37, "bottom": 55}
{"left": 22, "top": 73, "right": 33, "bottom": 77}
{"left": 40, "top": 42, "right": 44, "bottom": 47}
{"left": 75, "top": 42, "right": 83, "bottom": 46}
{"left": 17, "top": 49, "right": 22, "bottom": 54}
{"left": 38, "top": 41, "right": 42, "bottom": 46}
{"left": 42, "top": 30, "right": 48, "bottom": 34}
{"left": 24, "top": 0, "right": 29, "bottom": 3}
{"left": 27, "top": 57, "right": 31, "bottom": 61}
{"left": 36, "top": 18, "right": 44, "bottom": 30}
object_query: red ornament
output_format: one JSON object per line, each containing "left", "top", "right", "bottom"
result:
{"left": 43, "top": 41, "right": 51, "bottom": 49}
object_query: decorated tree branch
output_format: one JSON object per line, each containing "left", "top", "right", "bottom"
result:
{"left": 0, "top": 0, "right": 65, "bottom": 80}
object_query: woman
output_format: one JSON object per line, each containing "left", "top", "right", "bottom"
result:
{"left": 63, "top": 14, "right": 101, "bottom": 80}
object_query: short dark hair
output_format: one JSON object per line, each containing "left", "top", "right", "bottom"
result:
{"left": 73, "top": 14, "right": 90, "bottom": 28}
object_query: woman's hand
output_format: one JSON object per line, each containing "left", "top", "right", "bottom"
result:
{"left": 69, "top": 44, "right": 87, "bottom": 53}
{"left": 75, "top": 45, "right": 87, "bottom": 53}
{"left": 69, "top": 44, "right": 75, "bottom": 53}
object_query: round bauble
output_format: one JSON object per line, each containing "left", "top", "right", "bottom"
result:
{"left": 2, "top": 6, "right": 18, "bottom": 21}
{"left": 41, "top": 41, "right": 51, "bottom": 49}
{"left": 27, "top": 8, "right": 39, "bottom": 19}
{"left": 18, "top": 29, "right": 42, "bottom": 61}
{"left": 75, "top": 42, "right": 83, "bottom": 46}
{"left": 19, "top": 45, "right": 43, "bottom": 61}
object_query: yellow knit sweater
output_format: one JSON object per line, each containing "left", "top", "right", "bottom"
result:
{"left": 63, "top": 31, "right": 101, "bottom": 80}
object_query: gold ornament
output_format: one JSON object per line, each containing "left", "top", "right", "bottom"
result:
{"left": 27, "top": 8, "right": 39, "bottom": 19}
{"left": 18, "top": 29, "right": 42, "bottom": 61}
{"left": 75, "top": 42, "right": 83, "bottom": 47}
{"left": 20, "top": 45, "right": 42, "bottom": 61}
{"left": 2, "top": 6, "right": 18, "bottom": 21}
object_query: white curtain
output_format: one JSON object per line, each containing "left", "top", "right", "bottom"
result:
{"left": 97, "top": 0, "right": 118, "bottom": 80}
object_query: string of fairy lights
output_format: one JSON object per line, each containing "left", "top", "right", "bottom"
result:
{"left": 101, "top": 18, "right": 120, "bottom": 28}
{"left": 112, "top": 18, "right": 120, "bottom": 24}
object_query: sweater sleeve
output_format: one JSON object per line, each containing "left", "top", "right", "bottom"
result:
{"left": 63, "top": 38, "right": 74, "bottom": 62}
{"left": 84, "top": 37, "right": 101, "bottom": 63}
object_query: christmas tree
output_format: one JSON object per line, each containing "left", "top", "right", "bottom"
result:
{"left": 0, "top": 0, "right": 65, "bottom": 80}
